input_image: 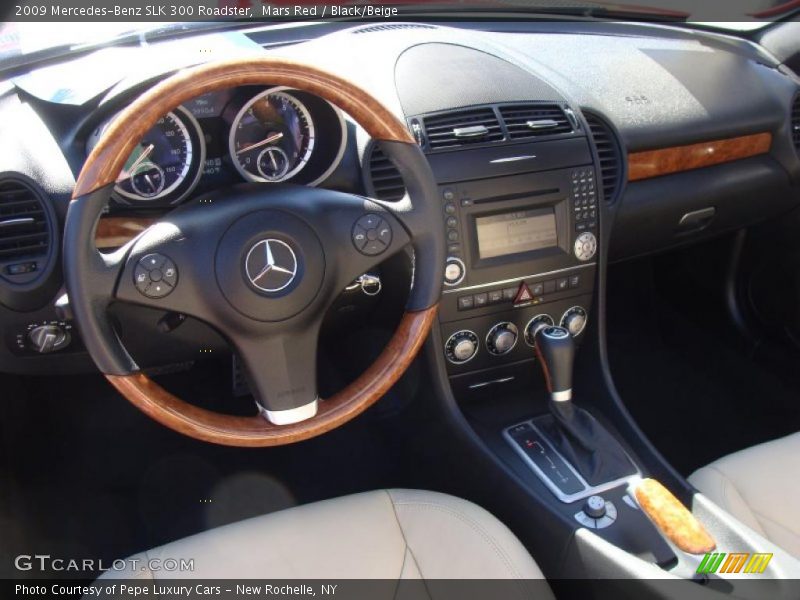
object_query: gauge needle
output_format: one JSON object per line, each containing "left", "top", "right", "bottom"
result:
{"left": 236, "top": 132, "right": 284, "bottom": 155}
{"left": 119, "top": 143, "right": 155, "bottom": 181}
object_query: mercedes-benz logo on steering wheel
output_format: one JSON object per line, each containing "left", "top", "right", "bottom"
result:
{"left": 244, "top": 239, "right": 298, "bottom": 293}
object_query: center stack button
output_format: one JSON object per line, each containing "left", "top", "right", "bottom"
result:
{"left": 444, "top": 257, "right": 465, "bottom": 286}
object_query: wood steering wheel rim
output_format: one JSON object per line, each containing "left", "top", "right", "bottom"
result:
{"left": 71, "top": 58, "right": 439, "bottom": 447}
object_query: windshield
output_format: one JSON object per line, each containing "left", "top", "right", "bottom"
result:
{"left": 0, "top": 0, "right": 796, "bottom": 64}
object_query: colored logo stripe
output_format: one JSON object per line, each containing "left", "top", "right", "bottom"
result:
{"left": 744, "top": 553, "right": 773, "bottom": 574}
{"left": 697, "top": 552, "right": 773, "bottom": 574}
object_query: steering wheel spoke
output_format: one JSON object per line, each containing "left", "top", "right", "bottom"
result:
{"left": 231, "top": 322, "right": 322, "bottom": 425}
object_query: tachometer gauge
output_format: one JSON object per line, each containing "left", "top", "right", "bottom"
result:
{"left": 88, "top": 105, "right": 204, "bottom": 204}
{"left": 229, "top": 89, "right": 315, "bottom": 183}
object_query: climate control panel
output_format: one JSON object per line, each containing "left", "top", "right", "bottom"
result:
{"left": 443, "top": 300, "right": 589, "bottom": 370}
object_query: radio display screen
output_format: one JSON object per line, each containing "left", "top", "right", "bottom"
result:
{"left": 476, "top": 208, "right": 558, "bottom": 259}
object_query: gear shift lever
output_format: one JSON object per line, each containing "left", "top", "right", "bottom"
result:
{"left": 532, "top": 324, "right": 636, "bottom": 486}
{"left": 533, "top": 325, "right": 575, "bottom": 402}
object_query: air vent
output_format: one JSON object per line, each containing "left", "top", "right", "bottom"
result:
{"left": 366, "top": 144, "right": 406, "bottom": 201}
{"left": 792, "top": 95, "right": 800, "bottom": 155}
{"left": 0, "top": 179, "right": 51, "bottom": 269}
{"left": 423, "top": 107, "right": 503, "bottom": 150}
{"left": 584, "top": 112, "right": 624, "bottom": 203}
{"left": 353, "top": 24, "right": 436, "bottom": 34}
{"left": 499, "top": 104, "right": 573, "bottom": 140}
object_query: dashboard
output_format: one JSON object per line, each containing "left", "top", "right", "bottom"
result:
{"left": 0, "top": 20, "right": 799, "bottom": 377}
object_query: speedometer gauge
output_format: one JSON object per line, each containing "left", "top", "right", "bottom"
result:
{"left": 229, "top": 89, "right": 315, "bottom": 183}
{"left": 88, "top": 105, "right": 204, "bottom": 204}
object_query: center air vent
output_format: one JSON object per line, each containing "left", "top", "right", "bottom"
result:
{"left": 499, "top": 104, "right": 572, "bottom": 140}
{"left": 423, "top": 107, "right": 503, "bottom": 150}
{"left": 0, "top": 178, "right": 52, "bottom": 279}
{"left": 353, "top": 24, "right": 436, "bottom": 34}
{"left": 365, "top": 144, "right": 406, "bottom": 201}
{"left": 792, "top": 95, "right": 800, "bottom": 156}
{"left": 583, "top": 112, "right": 624, "bottom": 203}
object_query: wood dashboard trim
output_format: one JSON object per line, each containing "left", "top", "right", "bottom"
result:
{"left": 627, "top": 132, "right": 772, "bottom": 182}
{"left": 96, "top": 216, "right": 156, "bottom": 249}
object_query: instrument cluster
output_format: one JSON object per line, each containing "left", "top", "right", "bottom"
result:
{"left": 86, "top": 86, "right": 346, "bottom": 208}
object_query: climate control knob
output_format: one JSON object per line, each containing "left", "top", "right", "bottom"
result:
{"left": 28, "top": 324, "right": 70, "bottom": 354}
{"left": 561, "top": 306, "right": 588, "bottom": 337}
{"left": 445, "top": 330, "right": 479, "bottom": 364}
{"left": 524, "top": 314, "right": 555, "bottom": 347}
{"left": 486, "top": 322, "right": 518, "bottom": 356}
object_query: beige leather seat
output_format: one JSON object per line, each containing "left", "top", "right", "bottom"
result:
{"left": 689, "top": 432, "right": 800, "bottom": 558}
{"left": 100, "top": 489, "right": 553, "bottom": 593}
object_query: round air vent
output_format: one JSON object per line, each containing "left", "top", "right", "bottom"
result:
{"left": 0, "top": 176, "right": 56, "bottom": 286}
{"left": 363, "top": 143, "right": 406, "bottom": 201}
{"left": 583, "top": 112, "right": 625, "bottom": 204}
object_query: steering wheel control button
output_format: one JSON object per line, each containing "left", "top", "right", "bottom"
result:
{"left": 134, "top": 254, "right": 177, "bottom": 298}
{"left": 574, "top": 231, "right": 597, "bottom": 261}
{"left": 142, "top": 253, "right": 166, "bottom": 270}
{"left": 444, "top": 257, "right": 465, "bottom": 286}
{"left": 445, "top": 330, "right": 479, "bottom": 365}
{"left": 353, "top": 214, "right": 392, "bottom": 256}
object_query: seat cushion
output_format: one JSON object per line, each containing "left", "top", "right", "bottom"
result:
{"left": 689, "top": 432, "right": 800, "bottom": 558}
{"left": 99, "top": 489, "right": 551, "bottom": 588}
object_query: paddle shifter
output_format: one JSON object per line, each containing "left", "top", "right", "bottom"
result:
{"left": 532, "top": 324, "right": 636, "bottom": 486}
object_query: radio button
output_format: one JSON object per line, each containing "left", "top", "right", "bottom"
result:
{"left": 444, "top": 257, "right": 466, "bottom": 286}
{"left": 574, "top": 232, "right": 598, "bottom": 261}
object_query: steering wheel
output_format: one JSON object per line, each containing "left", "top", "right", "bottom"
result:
{"left": 65, "top": 58, "right": 443, "bottom": 447}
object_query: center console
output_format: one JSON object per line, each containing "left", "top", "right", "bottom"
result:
{"left": 433, "top": 138, "right": 598, "bottom": 388}
{"left": 406, "top": 90, "right": 683, "bottom": 565}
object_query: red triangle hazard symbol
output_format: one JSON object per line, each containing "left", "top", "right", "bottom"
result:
{"left": 514, "top": 282, "right": 533, "bottom": 304}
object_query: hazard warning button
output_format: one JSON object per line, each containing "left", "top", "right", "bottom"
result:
{"left": 513, "top": 282, "right": 534, "bottom": 305}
